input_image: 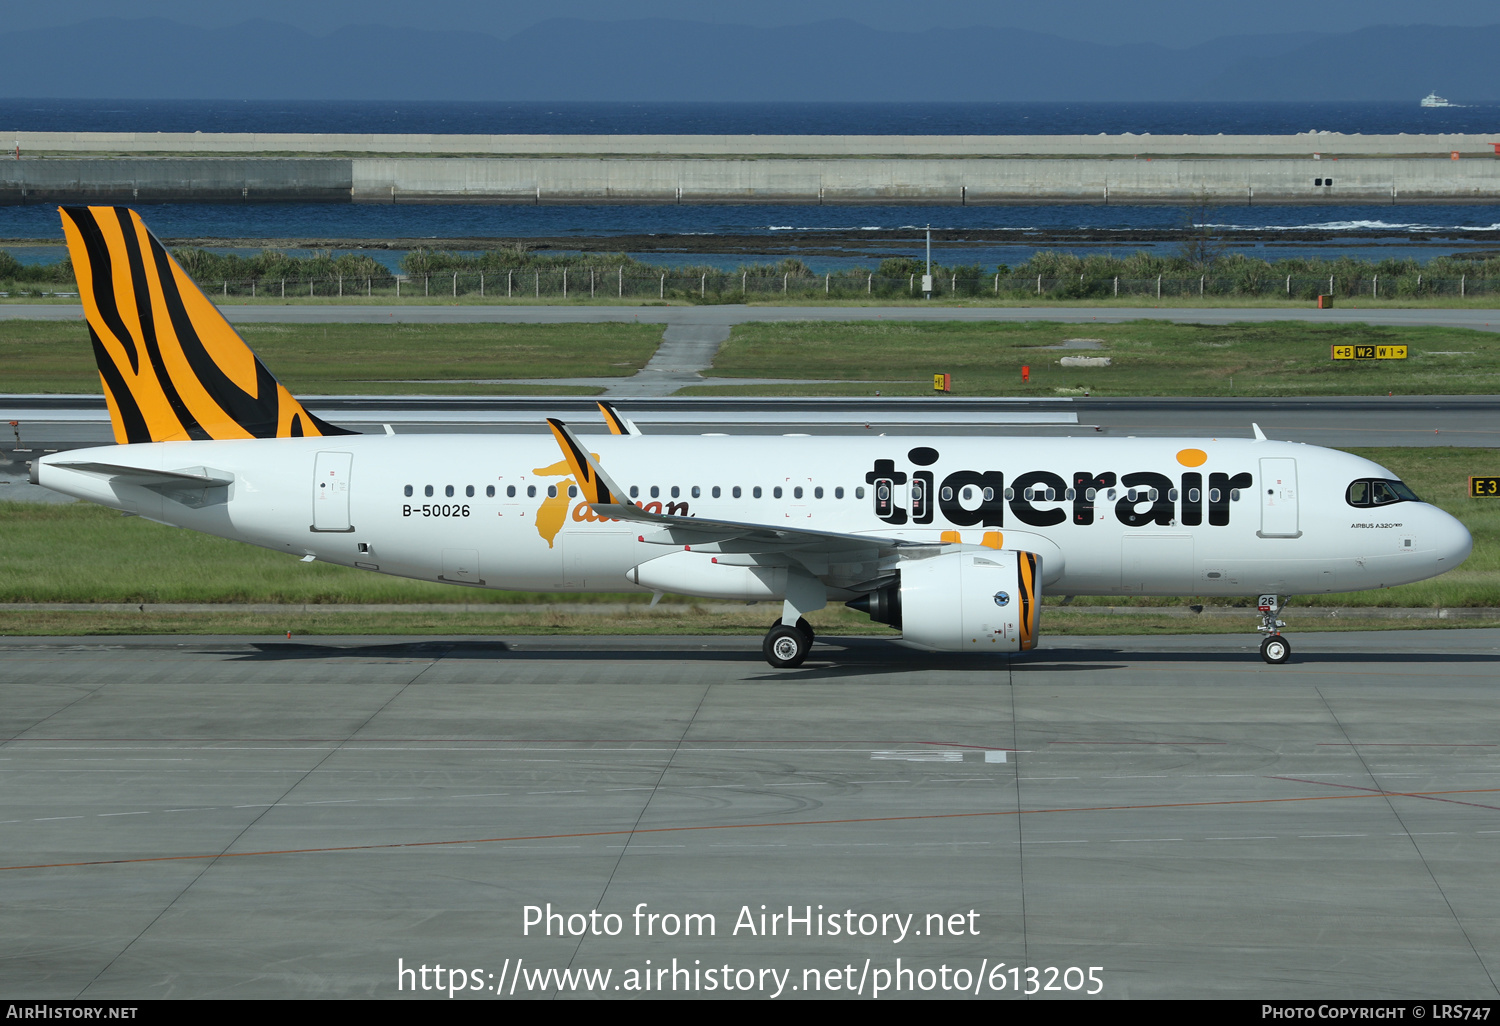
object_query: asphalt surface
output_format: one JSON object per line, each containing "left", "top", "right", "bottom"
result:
{"left": 4, "top": 393, "right": 1490, "bottom": 503}
{"left": 2, "top": 394, "right": 1494, "bottom": 452}
{"left": 4, "top": 630, "right": 1500, "bottom": 999}
{"left": 5, "top": 303, "right": 1497, "bottom": 1000}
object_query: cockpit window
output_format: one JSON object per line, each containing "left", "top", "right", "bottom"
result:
{"left": 1346, "top": 478, "right": 1420, "bottom": 507}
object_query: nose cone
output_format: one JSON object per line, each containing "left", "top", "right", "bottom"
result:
{"left": 1431, "top": 506, "right": 1473, "bottom": 572}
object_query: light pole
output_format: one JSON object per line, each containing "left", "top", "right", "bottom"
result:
{"left": 922, "top": 224, "right": 933, "bottom": 300}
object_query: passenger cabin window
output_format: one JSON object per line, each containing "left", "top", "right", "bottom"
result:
{"left": 507, "top": 485, "right": 516, "bottom": 498}
{"left": 753, "top": 486, "right": 763, "bottom": 499}
{"left": 855, "top": 487, "right": 865, "bottom": 499}
{"left": 424, "top": 485, "right": 434, "bottom": 497}
{"left": 466, "top": 485, "right": 475, "bottom": 497}
{"left": 445, "top": 485, "right": 455, "bottom": 497}
{"left": 527, "top": 485, "right": 537, "bottom": 498}
{"left": 404, "top": 485, "right": 413, "bottom": 496}
{"left": 774, "top": 486, "right": 783, "bottom": 499}
{"left": 485, "top": 485, "right": 494, "bottom": 497}
{"left": 835, "top": 487, "right": 845, "bottom": 499}
{"left": 733, "top": 486, "right": 742, "bottom": 498}
{"left": 630, "top": 485, "right": 639, "bottom": 499}
{"left": 1346, "top": 479, "right": 1420, "bottom": 507}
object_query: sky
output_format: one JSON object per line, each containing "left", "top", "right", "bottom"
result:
{"left": 7, "top": 0, "right": 1500, "bottom": 48}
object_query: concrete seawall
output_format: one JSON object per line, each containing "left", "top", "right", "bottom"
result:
{"left": 0, "top": 159, "right": 350, "bottom": 204}
{"left": 353, "top": 156, "right": 1500, "bottom": 205}
{"left": 8, "top": 130, "right": 1500, "bottom": 157}
{"left": 2, "top": 152, "right": 1498, "bottom": 206}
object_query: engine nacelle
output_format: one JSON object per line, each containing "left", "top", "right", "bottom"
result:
{"left": 849, "top": 550, "right": 1041, "bottom": 653}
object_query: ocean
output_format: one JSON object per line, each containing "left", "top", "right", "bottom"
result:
{"left": 4, "top": 98, "right": 1498, "bottom": 136}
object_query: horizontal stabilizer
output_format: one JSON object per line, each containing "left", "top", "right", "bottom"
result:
{"left": 48, "top": 460, "right": 234, "bottom": 509}
{"left": 49, "top": 461, "right": 233, "bottom": 487}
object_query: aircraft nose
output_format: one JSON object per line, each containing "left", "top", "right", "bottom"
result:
{"left": 1431, "top": 507, "right": 1472, "bottom": 571}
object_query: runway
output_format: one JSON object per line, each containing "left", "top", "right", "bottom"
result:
{"left": 4, "top": 630, "right": 1500, "bottom": 999}
{"left": 3, "top": 395, "right": 1496, "bottom": 458}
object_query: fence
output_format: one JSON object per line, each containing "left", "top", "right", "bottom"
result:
{"left": 2, "top": 270, "right": 1496, "bottom": 302}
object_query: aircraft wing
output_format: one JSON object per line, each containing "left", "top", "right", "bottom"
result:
{"left": 588, "top": 499, "right": 937, "bottom": 557}
{"left": 547, "top": 418, "right": 941, "bottom": 589}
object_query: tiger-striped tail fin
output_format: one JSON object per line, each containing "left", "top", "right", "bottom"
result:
{"left": 59, "top": 206, "right": 353, "bottom": 444}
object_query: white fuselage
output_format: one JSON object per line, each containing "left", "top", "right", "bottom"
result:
{"left": 37, "top": 433, "right": 1472, "bottom": 599}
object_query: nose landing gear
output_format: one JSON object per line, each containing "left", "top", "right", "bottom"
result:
{"left": 1257, "top": 594, "right": 1291, "bottom": 664}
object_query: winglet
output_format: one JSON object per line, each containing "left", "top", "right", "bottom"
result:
{"left": 1251, "top": 422, "right": 1267, "bottom": 442}
{"left": 546, "top": 418, "right": 630, "bottom": 506}
{"left": 598, "top": 401, "right": 641, "bottom": 436}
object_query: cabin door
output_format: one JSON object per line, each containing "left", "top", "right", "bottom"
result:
{"left": 1259, "top": 458, "right": 1300, "bottom": 538}
{"left": 312, "top": 451, "right": 353, "bottom": 532}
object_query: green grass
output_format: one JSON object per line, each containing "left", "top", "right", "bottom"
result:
{"left": 699, "top": 320, "right": 1500, "bottom": 397}
{"left": 0, "top": 321, "right": 660, "bottom": 394}
{"left": 1, "top": 448, "right": 1496, "bottom": 616}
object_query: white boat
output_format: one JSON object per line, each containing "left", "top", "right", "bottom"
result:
{"left": 1421, "top": 92, "right": 1454, "bottom": 108}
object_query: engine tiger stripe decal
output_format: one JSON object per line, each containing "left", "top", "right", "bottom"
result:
{"left": 1017, "top": 551, "right": 1040, "bottom": 651}
{"left": 59, "top": 206, "right": 353, "bottom": 443}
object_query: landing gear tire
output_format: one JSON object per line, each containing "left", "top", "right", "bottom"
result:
{"left": 764, "top": 623, "right": 810, "bottom": 668}
{"left": 1260, "top": 635, "right": 1291, "bottom": 664}
{"left": 770, "top": 617, "right": 815, "bottom": 645}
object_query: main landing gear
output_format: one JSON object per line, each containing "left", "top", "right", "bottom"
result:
{"left": 1257, "top": 594, "right": 1291, "bottom": 664}
{"left": 764, "top": 618, "right": 814, "bottom": 668}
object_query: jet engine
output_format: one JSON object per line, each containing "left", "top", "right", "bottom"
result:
{"left": 848, "top": 550, "right": 1041, "bottom": 652}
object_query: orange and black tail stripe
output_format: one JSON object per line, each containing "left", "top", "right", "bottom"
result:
{"left": 1017, "top": 551, "right": 1040, "bottom": 651}
{"left": 60, "top": 206, "right": 353, "bottom": 444}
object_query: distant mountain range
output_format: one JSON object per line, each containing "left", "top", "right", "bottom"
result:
{"left": 0, "top": 17, "right": 1495, "bottom": 103}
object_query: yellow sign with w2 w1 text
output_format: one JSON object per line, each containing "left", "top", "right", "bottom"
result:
{"left": 1331, "top": 345, "right": 1407, "bottom": 360}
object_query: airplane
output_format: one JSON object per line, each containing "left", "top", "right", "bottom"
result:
{"left": 30, "top": 207, "right": 1473, "bottom": 668}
